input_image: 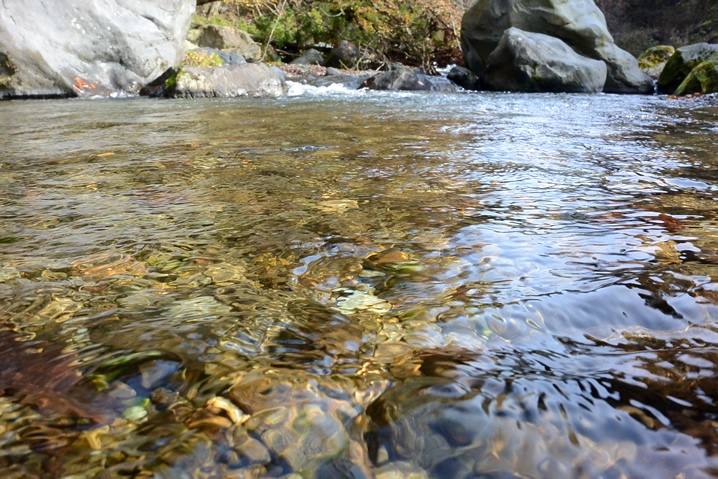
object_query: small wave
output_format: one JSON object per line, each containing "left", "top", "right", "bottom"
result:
{"left": 286, "top": 81, "right": 365, "bottom": 97}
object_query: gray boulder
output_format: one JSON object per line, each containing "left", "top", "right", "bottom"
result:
{"left": 657, "top": 43, "right": 718, "bottom": 94}
{"left": 191, "top": 24, "right": 263, "bottom": 63}
{"left": 484, "top": 28, "right": 607, "bottom": 92}
{"left": 461, "top": 0, "right": 653, "bottom": 94}
{"left": 447, "top": 66, "right": 481, "bottom": 91}
{"left": 145, "top": 63, "right": 287, "bottom": 99}
{"left": 0, "top": 0, "right": 194, "bottom": 99}
{"left": 362, "top": 70, "right": 460, "bottom": 92}
{"left": 325, "top": 41, "right": 361, "bottom": 69}
{"left": 291, "top": 49, "right": 325, "bottom": 66}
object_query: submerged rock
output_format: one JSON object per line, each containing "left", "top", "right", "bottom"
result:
{"left": 638, "top": 45, "right": 675, "bottom": 79}
{"left": 141, "top": 63, "right": 287, "bottom": 98}
{"left": 657, "top": 43, "right": 718, "bottom": 94}
{"left": 362, "top": 70, "right": 460, "bottom": 92}
{"left": 484, "top": 28, "right": 607, "bottom": 93}
{"left": 460, "top": 0, "right": 652, "bottom": 94}
{"left": 0, "top": 0, "right": 194, "bottom": 99}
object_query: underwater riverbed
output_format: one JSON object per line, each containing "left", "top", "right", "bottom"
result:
{"left": 1, "top": 88, "right": 718, "bottom": 478}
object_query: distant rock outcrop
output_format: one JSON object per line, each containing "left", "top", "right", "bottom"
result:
{"left": 0, "top": 0, "right": 195, "bottom": 99}
{"left": 461, "top": 0, "right": 653, "bottom": 94}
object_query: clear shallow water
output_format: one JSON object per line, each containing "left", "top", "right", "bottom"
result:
{"left": 0, "top": 89, "right": 717, "bottom": 478}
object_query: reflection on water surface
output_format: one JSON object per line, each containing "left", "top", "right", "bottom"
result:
{"left": 0, "top": 90, "right": 717, "bottom": 478}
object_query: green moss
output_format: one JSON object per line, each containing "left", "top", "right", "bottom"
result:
{"left": 638, "top": 45, "right": 675, "bottom": 69}
{"left": 164, "top": 72, "right": 177, "bottom": 89}
{"left": 181, "top": 51, "right": 225, "bottom": 68}
{"left": 193, "top": 13, "right": 233, "bottom": 28}
{"left": 674, "top": 54, "right": 718, "bottom": 95}
{"left": 0, "top": 52, "right": 15, "bottom": 77}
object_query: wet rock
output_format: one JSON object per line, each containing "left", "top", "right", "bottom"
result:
{"left": 0, "top": 0, "right": 194, "bottom": 99}
{"left": 658, "top": 43, "right": 718, "bottom": 94}
{"left": 227, "top": 428, "right": 272, "bottom": 465}
{"left": 364, "top": 377, "right": 480, "bottom": 473}
{"left": 164, "top": 296, "right": 233, "bottom": 320}
{"left": 142, "top": 63, "right": 287, "bottom": 99}
{"left": 362, "top": 70, "right": 460, "bottom": 92}
{"left": 375, "top": 461, "right": 431, "bottom": 479}
{"left": 638, "top": 45, "right": 675, "bottom": 79}
{"left": 203, "top": 262, "right": 246, "bottom": 284}
{"left": 244, "top": 402, "right": 352, "bottom": 474}
{"left": 325, "top": 41, "right": 362, "bottom": 69}
{"left": 292, "top": 49, "right": 325, "bottom": 66}
{"left": 447, "top": 66, "right": 481, "bottom": 91}
{"left": 191, "top": 24, "right": 263, "bottom": 63}
{"left": 484, "top": 28, "right": 607, "bottom": 93}
{"left": 0, "top": 329, "right": 119, "bottom": 423}
{"left": 460, "top": 0, "right": 653, "bottom": 94}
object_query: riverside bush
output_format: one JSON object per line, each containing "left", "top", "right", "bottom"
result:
{"left": 205, "top": 0, "right": 469, "bottom": 68}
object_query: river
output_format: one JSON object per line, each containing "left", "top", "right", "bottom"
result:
{"left": 1, "top": 87, "right": 717, "bottom": 478}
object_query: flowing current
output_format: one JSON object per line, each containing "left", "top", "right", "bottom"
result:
{"left": 1, "top": 86, "right": 717, "bottom": 478}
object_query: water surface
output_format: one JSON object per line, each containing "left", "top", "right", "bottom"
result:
{"left": 1, "top": 89, "right": 718, "bottom": 478}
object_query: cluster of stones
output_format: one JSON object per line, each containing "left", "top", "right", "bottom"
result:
{"left": 0, "top": 0, "right": 716, "bottom": 99}
{"left": 459, "top": 0, "right": 653, "bottom": 93}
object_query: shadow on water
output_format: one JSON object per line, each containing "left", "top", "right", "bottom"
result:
{"left": 0, "top": 92, "right": 717, "bottom": 477}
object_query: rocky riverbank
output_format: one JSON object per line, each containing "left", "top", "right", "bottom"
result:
{"left": 0, "top": 0, "right": 716, "bottom": 99}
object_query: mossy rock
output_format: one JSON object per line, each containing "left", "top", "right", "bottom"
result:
{"left": 638, "top": 45, "right": 675, "bottom": 69}
{"left": 658, "top": 43, "right": 718, "bottom": 93}
{"left": 0, "top": 51, "right": 15, "bottom": 76}
{"left": 638, "top": 45, "right": 674, "bottom": 79}
{"left": 181, "top": 51, "right": 224, "bottom": 68}
{"left": 674, "top": 54, "right": 718, "bottom": 95}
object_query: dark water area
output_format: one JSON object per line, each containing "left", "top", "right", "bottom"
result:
{"left": 0, "top": 88, "right": 717, "bottom": 478}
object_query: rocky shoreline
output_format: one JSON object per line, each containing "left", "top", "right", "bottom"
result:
{"left": 0, "top": 0, "right": 716, "bottom": 100}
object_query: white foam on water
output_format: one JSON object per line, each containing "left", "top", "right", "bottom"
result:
{"left": 286, "top": 81, "right": 366, "bottom": 97}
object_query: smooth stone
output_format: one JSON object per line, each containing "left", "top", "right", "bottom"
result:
{"left": 291, "top": 48, "right": 325, "bottom": 66}
{"left": 460, "top": 0, "right": 653, "bottom": 93}
{"left": 0, "top": 0, "right": 194, "bottom": 99}
{"left": 483, "top": 28, "right": 607, "bottom": 93}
